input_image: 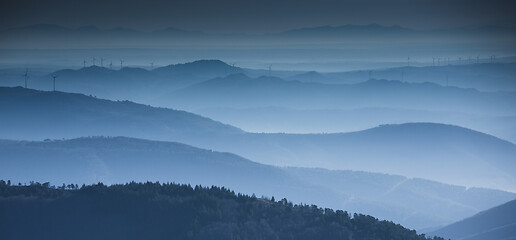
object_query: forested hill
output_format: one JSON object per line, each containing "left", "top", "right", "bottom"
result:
{"left": 0, "top": 181, "right": 444, "bottom": 240}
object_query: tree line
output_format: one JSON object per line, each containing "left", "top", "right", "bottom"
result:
{"left": 0, "top": 180, "right": 445, "bottom": 240}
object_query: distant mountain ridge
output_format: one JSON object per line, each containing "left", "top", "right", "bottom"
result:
{"left": 3, "top": 60, "right": 515, "bottom": 117}
{"left": 2, "top": 23, "right": 514, "bottom": 49}
{"left": 0, "top": 60, "right": 248, "bottom": 102}
{"left": 274, "top": 24, "right": 417, "bottom": 39}
{"left": 153, "top": 60, "right": 245, "bottom": 82}
{"left": 168, "top": 74, "right": 516, "bottom": 116}
{"left": 290, "top": 62, "right": 516, "bottom": 92}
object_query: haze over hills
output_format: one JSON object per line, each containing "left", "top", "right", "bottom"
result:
{"left": 1, "top": 136, "right": 515, "bottom": 230}
{"left": 289, "top": 62, "right": 516, "bottom": 92}
{"left": 429, "top": 198, "right": 516, "bottom": 240}
{"left": 203, "top": 123, "right": 516, "bottom": 192}
{"left": 1, "top": 87, "right": 515, "bottom": 192}
{"left": 2, "top": 59, "right": 515, "bottom": 143}
{"left": 3, "top": 60, "right": 515, "bottom": 115}
{"left": 2, "top": 0, "right": 515, "bottom": 238}
{"left": 168, "top": 73, "right": 516, "bottom": 116}
{"left": 195, "top": 106, "right": 516, "bottom": 144}
{"left": 2, "top": 23, "right": 515, "bottom": 72}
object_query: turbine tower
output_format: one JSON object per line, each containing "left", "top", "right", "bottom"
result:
{"left": 150, "top": 61, "right": 154, "bottom": 70}
{"left": 83, "top": 59, "right": 87, "bottom": 68}
{"left": 268, "top": 64, "right": 272, "bottom": 77}
{"left": 109, "top": 61, "right": 113, "bottom": 69}
{"left": 407, "top": 57, "right": 410, "bottom": 67}
{"left": 120, "top": 60, "right": 124, "bottom": 69}
{"left": 23, "top": 69, "right": 28, "bottom": 88}
{"left": 92, "top": 57, "right": 96, "bottom": 66}
{"left": 52, "top": 75, "right": 57, "bottom": 92}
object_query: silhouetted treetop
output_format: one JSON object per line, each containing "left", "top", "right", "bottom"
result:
{"left": 0, "top": 181, "right": 444, "bottom": 240}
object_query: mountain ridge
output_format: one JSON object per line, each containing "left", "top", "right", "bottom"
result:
{"left": 428, "top": 198, "right": 516, "bottom": 240}
{"left": 1, "top": 86, "right": 515, "bottom": 192}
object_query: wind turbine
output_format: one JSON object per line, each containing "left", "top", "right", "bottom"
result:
{"left": 109, "top": 61, "right": 113, "bottom": 69}
{"left": 120, "top": 60, "right": 124, "bottom": 69}
{"left": 22, "top": 69, "right": 28, "bottom": 88}
{"left": 150, "top": 61, "right": 154, "bottom": 70}
{"left": 83, "top": 59, "right": 87, "bottom": 68}
{"left": 100, "top": 58, "right": 105, "bottom": 67}
{"left": 52, "top": 75, "right": 57, "bottom": 92}
{"left": 407, "top": 57, "right": 410, "bottom": 67}
{"left": 92, "top": 57, "right": 96, "bottom": 66}
{"left": 268, "top": 64, "right": 272, "bottom": 77}
{"left": 476, "top": 55, "right": 479, "bottom": 64}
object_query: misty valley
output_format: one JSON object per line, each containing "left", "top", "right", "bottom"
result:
{"left": 1, "top": 2, "right": 516, "bottom": 239}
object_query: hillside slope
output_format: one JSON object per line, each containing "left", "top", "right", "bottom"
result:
{"left": 429, "top": 199, "right": 516, "bottom": 240}
{"left": 0, "top": 87, "right": 242, "bottom": 141}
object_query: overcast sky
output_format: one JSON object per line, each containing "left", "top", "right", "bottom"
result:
{"left": 1, "top": 0, "right": 515, "bottom": 33}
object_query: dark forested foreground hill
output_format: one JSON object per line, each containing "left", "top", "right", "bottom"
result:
{"left": 0, "top": 181, "right": 444, "bottom": 240}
